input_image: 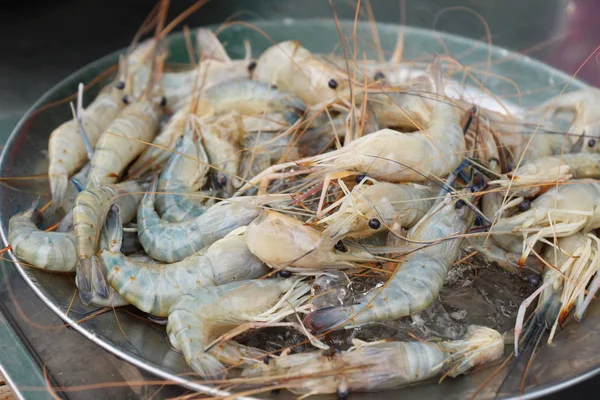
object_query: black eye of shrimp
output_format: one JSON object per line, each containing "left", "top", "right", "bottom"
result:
{"left": 368, "top": 218, "right": 381, "bottom": 229}
{"left": 589, "top": 139, "right": 597, "bottom": 147}
{"left": 278, "top": 270, "right": 292, "bottom": 278}
{"left": 328, "top": 79, "right": 338, "bottom": 89}
{"left": 160, "top": 96, "right": 167, "bottom": 107}
{"left": 247, "top": 60, "right": 257, "bottom": 71}
{"left": 374, "top": 71, "right": 385, "bottom": 81}
{"left": 334, "top": 240, "right": 348, "bottom": 252}
{"left": 454, "top": 199, "right": 466, "bottom": 209}
{"left": 518, "top": 199, "right": 531, "bottom": 212}
{"left": 121, "top": 95, "right": 129, "bottom": 105}
{"left": 115, "top": 81, "right": 125, "bottom": 90}
{"left": 355, "top": 173, "right": 367, "bottom": 184}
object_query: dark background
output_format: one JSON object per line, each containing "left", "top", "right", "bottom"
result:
{"left": 0, "top": 0, "right": 599, "bottom": 398}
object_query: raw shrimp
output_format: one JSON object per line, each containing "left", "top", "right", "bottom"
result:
{"left": 241, "top": 325, "right": 503, "bottom": 396}
{"left": 317, "top": 180, "right": 436, "bottom": 247}
{"left": 245, "top": 209, "right": 380, "bottom": 270}
{"left": 73, "top": 181, "right": 142, "bottom": 305}
{"left": 137, "top": 177, "right": 291, "bottom": 262}
{"left": 490, "top": 180, "right": 600, "bottom": 262}
{"left": 198, "top": 112, "right": 244, "bottom": 196}
{"left": 86, "top": 90, "right": 163, "bottom": 187}
{"left": 491, "top": 153, "right": 600, "bottom": 195}
{"left": 8, "top": 203, "right": 77, "bottom": 272}
{"left": 514, "top": 233, "right": 600, "bottom": 353}
{"left": 237, "top": 61, "right": 466, "bottom": 214}
{"left": 304, "top": 189, "right": 476, "bottom": 332}
{"left": 128, "top": 79, "right": 305, "bottom": 176}
{"left": 100, "top": 212, "right": 269, "bottom": 316}
{"left": 166, "top": 278, "right": 310, "bottom": 378}
{"left": 155, "top": 123, "right": 210, "bottom": 222}
{"left": 255, "top": 41, "right": 351, "bottom": 106}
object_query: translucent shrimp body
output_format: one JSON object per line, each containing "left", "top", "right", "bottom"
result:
{"left": 9, "top": 205, "right": 77, "bottom": 272}
{"left": 166, "top": 278, "right": 310, "bottom": 378}
{"left": 48, "top": 85, "right": 125, "bottom": 206}
{"left": 491, "top": 180, "right": 600, "bottom": 261}
{"left": 100, "top": 227, "right": 269, "bottom": 317}
{"left": 137, "top": 179, "right": 291, "bottom": 262}
{"left": 304, "top": 190, "right": 475, "bottom": 332}
{"left": 155, "top": 126, "right": 209, "bottom": 222}
{"left": 255, "top": 41, "right": 350, "bottom": 106}
{"left": 242, "top": 325, "right": 503, "bottom": 396}
{"left": 87, "top": 98, "right": 161, "bottom": 187}
{"left": 73, "top": 181, "right": 142, "bottom": 305}
{"left": 318, "top": 181, "right": 436, "bottom": 246}
{"left": 246, "top": 210, "right": 379, "bottom": 270}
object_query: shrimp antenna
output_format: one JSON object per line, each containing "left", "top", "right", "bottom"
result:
{"left": 69, "top": 83, "right": 94, "bottom": 161}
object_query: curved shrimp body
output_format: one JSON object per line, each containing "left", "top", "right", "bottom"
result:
{"left": 198, "top": 112, "right": 244, "bottom": 196}
{"left": 491, "top": 180, "right": 600, "bottom": 261}
{"left": 242, "top": 325, "right": 503, "bottom": 395}
{"left": 87, "top": 98, "right": 161, "bottom": 187}
{"left": 155, "top": 126, "right": 210, "bottom": 222}
{"left": 138, "top": 178, "right": 290, "bottom": 262}
{"left": 166, "top": 278, "right": 310, "bottom": 378}
{"left": 246, "top": 210, "right": 379, "bottom": 270}
{"left": 255, "top": 41, "right": 350, "bottom": 106}
{"left": 491, "top": 153, "right": 600, "bottom": 195}
{"left": 305, "top": 190, "right": 476, "bottom": 332}
{"left": 318, "top": 181, "right": 436, "bottom": 246}
{"left": 48, "top": 85, "right": 125, "bottom": 206}
{"left": 9, "top": 205, "right": 77, "bottom": 272}
{"left": 100, "top": 227, "right": 269, "bottom": 317}
{"left": 73, "top": 181, "right": 142, "bottom": 305}
{"left": 358, "top": 88, "right": 432, "bottom": 130}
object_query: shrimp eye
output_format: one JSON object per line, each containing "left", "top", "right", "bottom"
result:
{"left": 278, "top": 270, "right": 292, "bottom": 278}
{"left": 121, "top": 95, "right": 129, "bottom": 105}
{"left": 160, "top": 96, "right": 167, "bottom": 107}
{"left": 589, "top": 139, "right": 597, "bottom": 147}
{"left": 454, "top": 199, "right": 466, "bottom": 209}
{"left": 115, "top": 81, "right": 125, "bottom": 90}
{"left": 373, "top": 71, "right": 385, "bottom": 81}
{"left": 263, "top": 355, "right": 273, "bottom": 364}
{"left": 355, "top": 173, "right": 367, "bottom": 184}
{"left": 518, "top": 199, "right": 531, "bottom": 212}
{"left": 334, "top": 240, "right": 348, "bottom": 253}
{"left": 527, "top": 274, "right": 541, "bottom": 286}
{"left": 336, "top": 388, "right": 349, "bottom": 400}
{"left": 247, "top": 61, "right": 257, "bottom": 71}
{"left": 368, "top": 218, "right": 381, "bottom": 229}
{"left": 328, "top": 79, "right": 339, "bottom": 89}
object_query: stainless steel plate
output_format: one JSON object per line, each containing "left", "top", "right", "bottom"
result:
{"left": 0, "top": 20, "right": 595, "bottom": 399}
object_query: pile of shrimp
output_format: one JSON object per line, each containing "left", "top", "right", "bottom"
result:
{"left": 7, "top": 0, "right": 600, "bottom": 398}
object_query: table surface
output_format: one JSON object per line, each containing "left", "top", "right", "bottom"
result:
{"left": 1, "top": 0, "right": 600, "bottom": 398}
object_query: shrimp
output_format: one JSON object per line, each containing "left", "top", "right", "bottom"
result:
{"left": 245, "top": 209, "right": 381, "bottom": 270}
{"left": 137, "top": 177, "right": 291, "bottom": 262}
{"left": 100, "top": 210, "right": 269, "bottom": 316}
{"left": 155, "top": 122, "right": 210, "bottom": 222}
{"left": 241, "top": 325, "right": 503, "bottom": 396}
{"left": 490, "top": 180, "right": 600, "bottom": 263}
{"left": 237, "top": 59, "right": 466, "bottom": 216}
{"left": 255, "top": 41, "right": 351, "bottom": 106}
{"left": 197, "top": 112, "right": 244, "bottom": 196}
{"left": 491, "top": 153, "right": 600, "bottom": 196}
{"left": 304, "top": 189, "right": 476, "bottom": 332}
{"left": 317, "top": 180, "right": 436, "bottom": 247}
{"left": 514, "top": 233, "right": 600, "bottom": 354}
{"left": 166, "top": 278, "right": 310, "bottom": 378}
{"left": 526, "top": 88, "right": 600, "bottom": 152}
{"left": 8, "top": 203, "right": 77, "bottom": 272}
{"left": 128, "top": 79, "right": 305, "bottom": 176}
{"left": 73, "top": 181, "right": 143, "bottom": 305}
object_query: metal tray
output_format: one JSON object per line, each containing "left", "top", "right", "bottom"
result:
{"left": 0, "top": 19, "right": 596, "bottom": 399}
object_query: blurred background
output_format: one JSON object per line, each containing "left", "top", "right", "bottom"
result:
{"left": 0, "top": 0, "right": 599, "bottom": 399}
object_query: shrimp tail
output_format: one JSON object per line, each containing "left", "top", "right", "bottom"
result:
{"left": 303, "top": 305, "right": 355, "bottom": 334}
{"left": 103, "top": 203, "right": 124, "bottom": 252}
{"left": 188, "top": 353, "right": 227, "bottom": 380}
{"left": 49, "top": 165, "right": 69, "bottom": 210}
{"left": 75, "top": 259, "right": 94, "bottom": 305}
{"left": 90, "top": 255, "right": 110, "bottom": 300}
